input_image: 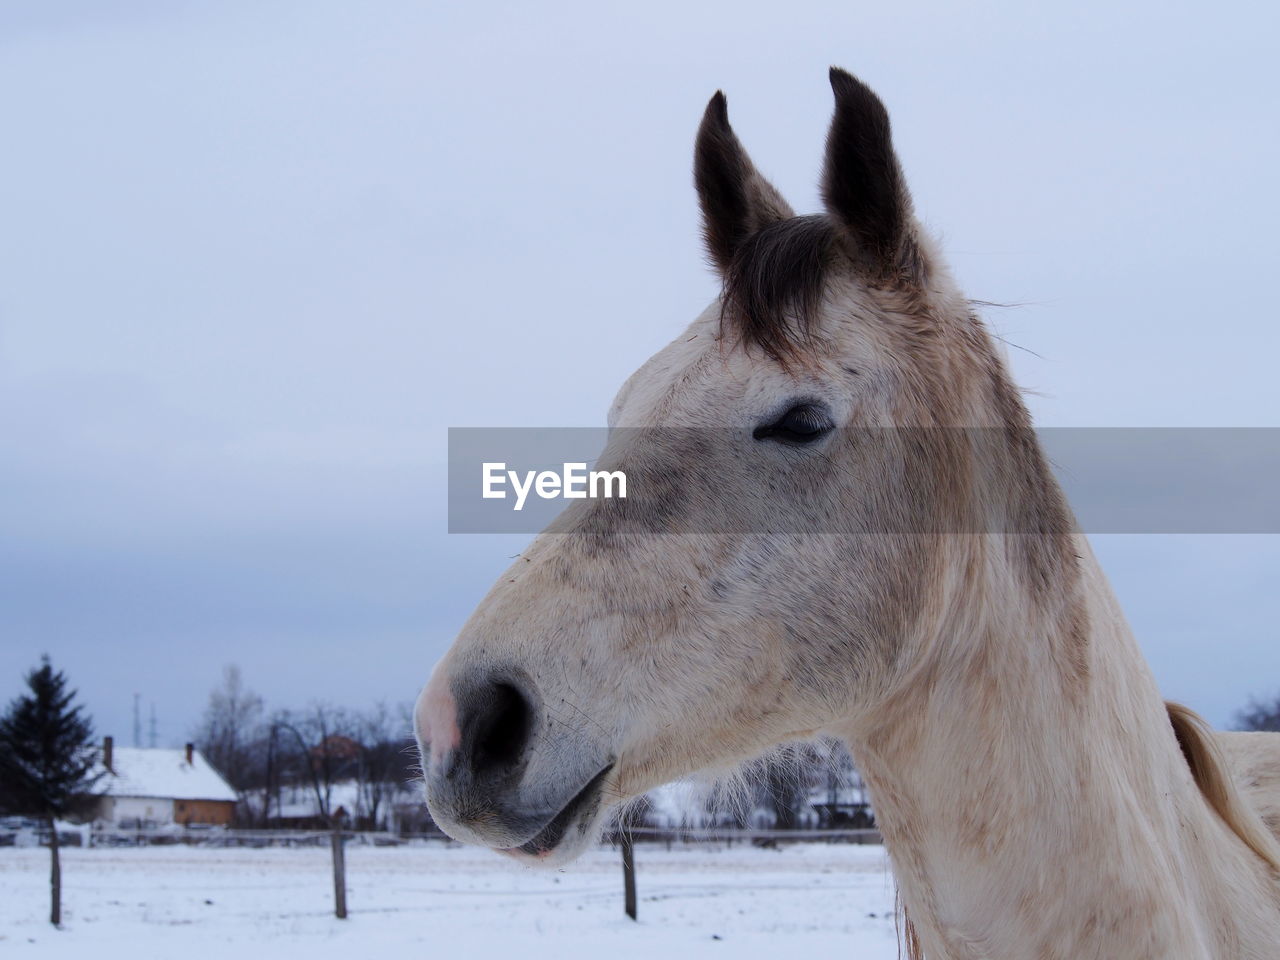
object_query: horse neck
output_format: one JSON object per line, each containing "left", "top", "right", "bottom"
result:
{"left": 834, "top": 537, "right": 1277, "bottom": 959}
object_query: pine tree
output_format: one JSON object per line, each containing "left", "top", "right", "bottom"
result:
{"left": 0, "top": 656, "right": 102, "bottom": 927}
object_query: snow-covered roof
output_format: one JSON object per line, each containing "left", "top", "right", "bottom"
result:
{"left": 99, "top": 747, "right": 237, "bottom": 802}
{"left": 256, "top": 780, "right": 419, "bottom": 819}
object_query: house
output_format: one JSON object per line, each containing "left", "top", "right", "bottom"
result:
{"left": 93, "top": 736, "right": 238, "bottom": 828}
{"left": 254, "top": 778, "right": 421, "bottom": 832}
{"left": 809, "top": 774, "right": 876, "bottom": 829}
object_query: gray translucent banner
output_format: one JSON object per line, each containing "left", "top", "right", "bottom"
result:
{"left": 448, "top": 428, "right": 1280, "bottom": 534}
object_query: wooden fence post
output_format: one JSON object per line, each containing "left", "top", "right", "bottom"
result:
{"left": 330, "top": 828, "right": 348, "bottom": 919}
{"left": 621, "top": 832, "right": 637, "bottom": 921}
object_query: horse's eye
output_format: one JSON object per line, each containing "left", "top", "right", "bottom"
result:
{"left": 753, "top": 403, "right": 834, "bottom": 445}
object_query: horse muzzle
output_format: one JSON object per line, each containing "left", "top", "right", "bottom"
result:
{"left": 414, "top": 661, "right": 615, "bottom": 858}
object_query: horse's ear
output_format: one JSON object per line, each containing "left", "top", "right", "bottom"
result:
{"left": 821, "top": 68, "right": 921, "bottom": 283}
{"left": 694, "top": 92, "right": 795, "bottom": 273}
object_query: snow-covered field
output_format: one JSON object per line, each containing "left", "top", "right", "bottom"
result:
{"left": 1, "top": 842, "right": 900, "bottom": 958}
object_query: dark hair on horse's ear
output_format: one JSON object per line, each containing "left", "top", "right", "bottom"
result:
{"left": 821, "top": 67, "right": 924, "bottom": 285}
{"left": 694, "top": 91, "right": 795, "bottom": 274}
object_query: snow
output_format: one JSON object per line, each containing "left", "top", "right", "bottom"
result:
{"left": 272, "top": 781, "right": 366, "bottom": 819}
{"left": 98, "top": 748, "right": 236, "bottom": 802}
{"left": 0, "top": 842, "right": 902, "bottom": 958}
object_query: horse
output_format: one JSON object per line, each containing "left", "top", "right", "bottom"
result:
{"left": 415, "top": 68, "right": 1280, "bottom": 958}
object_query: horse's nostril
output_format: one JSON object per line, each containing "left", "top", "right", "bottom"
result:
{"left": 471, "top": 682, "right": 532, "bottom": 776}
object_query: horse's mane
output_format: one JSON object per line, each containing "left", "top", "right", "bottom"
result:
{"left": 1166, "top": 700, "right": 1280, "bottom": 872}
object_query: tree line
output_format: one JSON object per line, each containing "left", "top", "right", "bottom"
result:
{"left": 194, "top": 665, "right": 873, "bottom": 833}
{"left": 192, "top": 665, "right": 421, "bottom": 831}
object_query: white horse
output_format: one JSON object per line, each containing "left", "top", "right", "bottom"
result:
{"left": 416, "top": 69, "right": 1280, "bottom": 958}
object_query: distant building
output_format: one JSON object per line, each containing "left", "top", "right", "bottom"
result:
{"left": 254, "top": 779, "right": 421, "bottom": 832}
{"left": 93, "top": 736, "right": 237, "bottom": 828}
{"left": 810, "top": 773, "right": 876, "bottom": 829}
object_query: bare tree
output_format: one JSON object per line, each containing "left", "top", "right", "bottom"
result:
{"left": 351, "top": 702, "right": 415, "bottom": 830}
{"left": 193, "top": 665, "right": 264, "bottom": 795}
{"left": 275, "top": 703, "right": 355, "bottom": 919}
{"left": 757, "top": 743, "right": 828, "bottom": 830}
{"left": 274, "top": 706, "right": 336, "bottom": 821}
{"left": 1235, "top": 692, "right": 1280, "bottom": 732}
{"left": 760, "top": 760, "right": 806, "bottom": 830}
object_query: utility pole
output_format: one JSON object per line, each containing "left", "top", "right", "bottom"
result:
{"left": 132, "top": 693, "right": 142, "bottom": 748}
{"left": 148, "top": 702, "right": 157, "bottom": 748}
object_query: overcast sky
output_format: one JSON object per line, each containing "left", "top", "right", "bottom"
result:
{"left": 1, "top": 1, "right": 1277, "bottom": 744}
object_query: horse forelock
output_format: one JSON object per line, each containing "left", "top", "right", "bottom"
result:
{"left": 716, "top": 212, "right": 935, "bottom": 369}
{"left": 718, "top": 214, "right": 838, "bottom": 365}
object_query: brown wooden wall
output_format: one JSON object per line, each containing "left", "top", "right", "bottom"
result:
{"left": 173, "top": 799, "right": 236, "bottom": 826}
